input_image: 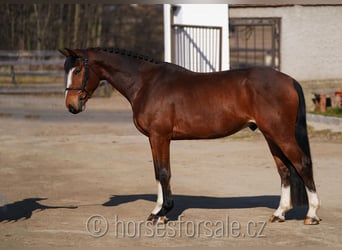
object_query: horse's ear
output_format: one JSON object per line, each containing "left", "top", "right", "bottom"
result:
{"left": 58, "top": 48, "right": 78, "bottom": 57}
{"left": 58, "top": 49, "right": 65, "bottom": 57}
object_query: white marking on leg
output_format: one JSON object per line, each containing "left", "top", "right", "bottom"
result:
{"left": 151, "top": 181, "right": 163, "bottom": 215}
{"left": 273, "top": 184, "right": 292, "bottom": 220}
{"left": 306, "top": 187, "right": 320, "bottom": 220}
{"left": 65, "top": 67, "right": 76, "bottom": 98}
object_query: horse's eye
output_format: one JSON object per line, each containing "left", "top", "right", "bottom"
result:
{"left": 74, "top": 69, "right": 81, "bottom": 75}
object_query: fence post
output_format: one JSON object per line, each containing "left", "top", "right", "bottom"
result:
{"left": 10, "top": 65, "right": 17, "bottom": 85}
{"left": 320, "top": 94, "right": 326, "bottom": 112}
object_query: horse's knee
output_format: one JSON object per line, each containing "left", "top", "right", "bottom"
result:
{"left": 158, "top": 168, "right": 170, "bottom": 184}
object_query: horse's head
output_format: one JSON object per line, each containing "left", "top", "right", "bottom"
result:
{"left": 59, "top": 48, "right": 101, "bottom": 114}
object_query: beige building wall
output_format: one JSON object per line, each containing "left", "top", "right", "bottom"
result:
{"left": 230, "top": 5, "right": 342, "bottom": 81}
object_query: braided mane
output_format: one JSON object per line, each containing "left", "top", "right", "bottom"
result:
{"left": 91, "top": 47, "right": 161, "bottom": 64}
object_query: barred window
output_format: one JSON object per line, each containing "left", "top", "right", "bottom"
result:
{"left": 229, "top": 18, "right": 281, "bottom": 70}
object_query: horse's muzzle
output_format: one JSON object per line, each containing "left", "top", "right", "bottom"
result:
{"left": 68, "top": 104, "right": 81, "bottom": 114}
{"left": 67, "top": 97, "right": 85, "bottom": 114}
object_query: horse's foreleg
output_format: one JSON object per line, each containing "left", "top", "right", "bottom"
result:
{"left": 147, "top": 135, "right": 173, "bottom": 224}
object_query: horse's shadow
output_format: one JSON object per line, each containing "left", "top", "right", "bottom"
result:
{"left": 103, "top": 194, "right": 308, "bottom": 220}
{"left": 0, "top": 198, "right": 77, "bottom": 222}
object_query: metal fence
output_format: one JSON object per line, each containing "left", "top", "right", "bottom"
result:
{"left": 171, "top": 24, "right": 222, "bottom": 72}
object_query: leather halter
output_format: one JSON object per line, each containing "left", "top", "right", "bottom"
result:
{"left": 65, "top": 50, "right": 96, "bottom": 99}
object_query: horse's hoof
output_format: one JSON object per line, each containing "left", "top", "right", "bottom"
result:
{"left": 147, "top": 214, "right": 168, "bottom": 225}
{"left": 304, "top": 216, "right": 321, "bottom": 225}
{"left": 269, "top": 215, "right": 285, "bottom": 223}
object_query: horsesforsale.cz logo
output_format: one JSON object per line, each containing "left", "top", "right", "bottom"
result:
{"left": 85, "top": 214, "right": 267, "bottom": 238}
{"left": 86, "top": 215, "right": 109, "bottom": 237}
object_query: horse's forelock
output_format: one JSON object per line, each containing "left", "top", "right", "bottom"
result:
{"left": 64, "top": 56, "right": 77, "bottom": 73}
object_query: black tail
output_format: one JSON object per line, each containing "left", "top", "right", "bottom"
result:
{"left": 289, "top": 80, "right": 311, "bottom": 206}
{"left": 293, "top": 80, "right": 311, "bottom": 159}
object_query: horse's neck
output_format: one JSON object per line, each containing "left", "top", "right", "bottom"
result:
{"left": 99, "top": 55, "right": 145, "bottom": 104}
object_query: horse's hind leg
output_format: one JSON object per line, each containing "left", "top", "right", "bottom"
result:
{"left": 266, "top": 139, "right": 292, "bottom": 223}
{"left": 277, "top": 140, "right": 320, "bottom": 225}
{"left": 264, "top": 135, "right": 320, "bottom": 225}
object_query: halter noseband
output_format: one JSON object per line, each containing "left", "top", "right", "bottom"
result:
{"left": 65, "top": 50, "right": 94, "bottom": 98}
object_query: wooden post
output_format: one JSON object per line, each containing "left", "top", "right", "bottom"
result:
{"left": 335, "top": 89, "right": 342, "bottom": 107}
{"left": 10, "top": 65, "right": 17, "bottom": 85}
{"left": 320, "top": 94, "right": 326, "bottom": 112}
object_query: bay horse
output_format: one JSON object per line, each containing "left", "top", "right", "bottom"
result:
{"left": 59, "top": 47, "right": 320, "bottom": 225}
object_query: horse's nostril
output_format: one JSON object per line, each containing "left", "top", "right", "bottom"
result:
{"left": 68, "top": 104, "right": 79, "bottom": 114}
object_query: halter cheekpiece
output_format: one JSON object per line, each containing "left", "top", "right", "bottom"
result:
{"left": 65, "top": 50, "right": 92, "bottom": 98}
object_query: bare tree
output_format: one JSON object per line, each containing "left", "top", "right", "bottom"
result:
{"left": 0, "top": 4, "right": 164, "bottom": 59}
